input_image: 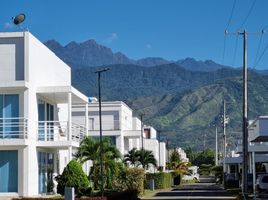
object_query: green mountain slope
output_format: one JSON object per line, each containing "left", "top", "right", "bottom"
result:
{"left": 126, "top": 74, "right": 268, "bottom": 150}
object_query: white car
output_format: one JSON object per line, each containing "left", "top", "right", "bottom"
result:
{"left": 183, "top": 172, "right": 200, "bottom": 181}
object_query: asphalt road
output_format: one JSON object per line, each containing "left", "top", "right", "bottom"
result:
{"left": 142, "top": 177, "right": 237, "bottom": 200}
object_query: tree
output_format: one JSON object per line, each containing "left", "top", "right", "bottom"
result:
{"left": 193, "top": 148, "right": 215, "bottom": 165}
{"left": 76, "top": 136, "right": 122, "bottom": 190}
{"left": 137, "top": 149, "right": 157, "bottom": 169}
{"left": 124, "top": 148, "right": 157, "bottom": 169}
{"left": 56, "top": 160, "right": 89, "bottom": 196}
{"left": 167, "top": 148, "right": 189, "bottom": 174}
{"left": 124, "top": 148, "right": 140, "bottom": 167}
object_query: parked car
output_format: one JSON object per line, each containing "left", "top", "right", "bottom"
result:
{"left": 256, "top": 174, "right": 268, "bottom": 193}
{"left": 182, "top": 166, "right": 200, "bottom": 182}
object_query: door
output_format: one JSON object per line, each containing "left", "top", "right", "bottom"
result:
{"left": 38, "top": 100, "right": 54, "bottom": 141}
{"left": 0, "top": 150, "right": 18, "bottom": 192}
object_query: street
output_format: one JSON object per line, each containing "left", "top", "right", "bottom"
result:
{"left": 142, "top": 177, "right": 237, "bottom": 200}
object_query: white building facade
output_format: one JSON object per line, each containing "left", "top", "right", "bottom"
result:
{"left": 0, "top": 32, "right": 88, "bottom": 196}
{"left": 72, "top": 100, "right": 166, "bottom": 169}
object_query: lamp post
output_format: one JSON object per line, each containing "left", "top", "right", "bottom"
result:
{"left": 95, "top": 67, "right": 110, "bottom": 197}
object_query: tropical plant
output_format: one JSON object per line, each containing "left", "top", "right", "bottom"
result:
{"left": 137, "top": 149, "right": 157, "bottom": 169}
{"left": 55, "top": 160, "right": 89, "bottom": 196}
{"left": 76, "top": 136, "right": 122, "bottom": 190}
{"left": 124, "top": 148, "right": 140, "bottom": 167}
{"left": 124, "top": 148, "right": 157, "bottom": 169}
{"left": 166, "top": 148, "right": 189, "bottom": 174}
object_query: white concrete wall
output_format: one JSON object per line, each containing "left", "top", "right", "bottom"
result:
{"left": 159, "top": 142, "right": 166, "bottom": 167}
{"left": 144, "top": 139, "right": 159, "bottom": 166}
{"left": 28, "top": 33, "right": 71, "bottom": 87}
{"left": 0, "top": 37, "right": 24, "bottom": 82}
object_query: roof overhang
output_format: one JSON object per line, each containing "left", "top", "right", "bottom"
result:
{"left": 36, "top": 86, "right": 88, "bottom": 104}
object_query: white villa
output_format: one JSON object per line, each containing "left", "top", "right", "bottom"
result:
{"left": 72, "top": 99, "right": 166, "bottom": 168}
{"left": 224, "top": 116, "right": 268, "bottom": 193}
{"left": 0, "top": 32, "right": 88, "bottom": 196}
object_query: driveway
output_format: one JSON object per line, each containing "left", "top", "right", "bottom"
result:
{"left": 142, "top": 177, "right": 237, "bottom": 200}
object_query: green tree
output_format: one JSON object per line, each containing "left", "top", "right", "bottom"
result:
{"left": 184, "top": 147, "right": 197, "bottom": 164}
{"left": 124, "top": 147, "right": 140, "bottom": 167}
{"left": 137, "top": 149, "right": 157, "bottom": 169}
{"left": 56, "top": 160, "right": 89, "bottom": 196}
{"left": 167, "top": 148, "right": 189, "bottom": 174}
{"left": 193, "top": 148, "right": 215, "bottom": 165}
{"left": 76, "top": 136, "right": 122, "bottom": 190}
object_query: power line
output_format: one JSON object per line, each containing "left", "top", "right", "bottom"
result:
{"left": 226, "top": 0, "right": 237, "bottom": 30}
{"left": 254, "top": 41, "right": 268, "bottom": 68}
{"left": 232, "top": 35, "right": 239, "bottom": 66}
{"left": 222, "top": 0, "right": 237, "bottom": 64}
{"left": 239, "top": 0, "right": 257, "bottom": 29}
{"left": 253, "top": 34, "right": 263, "bottom": 68}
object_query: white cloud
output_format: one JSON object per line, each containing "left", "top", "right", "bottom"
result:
{"left": 4, "top": 22, "right": 14, "bottom": 29}
{"left": 104, "top": 33, "right": 118, "bottom": 43}
{"left": 145, "top": 44, "right": 152, "bottom": 49}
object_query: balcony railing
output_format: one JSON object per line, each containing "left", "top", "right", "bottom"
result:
{"left": 38, "top": 121, "right": 86, "bottom": 142}
{"left": 0, "top": 117, "right": 28, "bottom": 139}
{"left": 88, "top": 120, "right": 120, "bottom": 131}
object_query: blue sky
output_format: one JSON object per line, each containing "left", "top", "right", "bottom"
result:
{"left": 1, "top": 0, "right": 268, "bottom": 69}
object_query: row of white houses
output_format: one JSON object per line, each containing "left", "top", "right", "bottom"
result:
{"left": 0, "top": 31, "right": 166, "bottom": 197}
{"left": 223, "top": 116, "right": 268, "bottom": 194}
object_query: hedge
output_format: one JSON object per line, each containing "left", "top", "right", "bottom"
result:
{"left": 113, "top": 168, "right": 144, "bottom": 196}
{"left": 145, "top": 172, "right": 172, "bottom": 189}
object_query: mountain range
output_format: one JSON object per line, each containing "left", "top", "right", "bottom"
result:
{"left": 44, "top": 38, "right": 268, "bottom": 150}
{"left": 45, "top": 40, "right": 228, "bottom": 71}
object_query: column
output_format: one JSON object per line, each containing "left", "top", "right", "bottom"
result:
{"left": 85, "top": 103, "right": 88, "bottom": 136}
{"left": 252, "top": 151, "right": 256, "bottom": 196}
{"left": 68, "top": 93, "right": 72, "bottom": 162}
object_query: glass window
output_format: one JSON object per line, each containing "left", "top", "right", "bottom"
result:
{"left": 0, "top": 150, "right": 18, "bottom": 192}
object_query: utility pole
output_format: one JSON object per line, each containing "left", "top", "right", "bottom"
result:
{"left": 215, "top": 126, "right": 218, "bottom": 166}
{"left": 223, "top": 99, "right": 227, "bottom": 173}
{"left": 242, "top": 30, "right": 248, "bottom": 195}
{"left": 225, "top": 30, "right": 264, "bottom": 196}
{"left": 158, "top": 130, "right": 161, "bottom": 167}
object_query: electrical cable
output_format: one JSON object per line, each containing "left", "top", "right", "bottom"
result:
{"left": 239, "top": 0, "right": 257, "bottom": 30}
{"left": 222, "top": 0, "right": 236, "bottom": 65}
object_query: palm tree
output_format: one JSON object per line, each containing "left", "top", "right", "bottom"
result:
{"left": 124, "top": 148, "right": 157, "bottom": 169}
{"left": 124, "top": 148, "right": 140, "bottom": 167}
{"left": 76, "top": 136, "right": 121, "bottom": 189}
{"left": 137, "top": 149, "right": 157, "bottom": 169}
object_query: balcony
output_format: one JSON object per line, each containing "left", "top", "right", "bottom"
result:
{"left": 0, "top": 117, "right": 28, "bottom": 139}
{"left": 38, "top": 121, "right": 86, "bottom": 143}
{"left": 88, "top": 120, "right": 120, "bottom": 131}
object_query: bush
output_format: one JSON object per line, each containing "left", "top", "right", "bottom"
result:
{"left": 145, "top": 172, "right": 172, "bottom": 189}
{"left": 56, "top": 160, "right": 89, "bottom": 196}
{"left": 211, "top": 165, "right": 223, "bottom": 183}
{"left": 198, "top": 164, "right": 213, "bottom": 175}
{"left": 113, "top": 168, "right": 144, "bottom": 196}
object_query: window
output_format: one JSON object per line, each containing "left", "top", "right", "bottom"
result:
{"left": 0, "top": 150, "right": 18, "bottom": 192}
{"left": 0, "top": 94, "right": 19, "bottom": 138}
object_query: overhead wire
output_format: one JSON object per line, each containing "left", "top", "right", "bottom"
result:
{"left": 238, "top": 0, "right": 257, "bottom": 30}
{"left": 222, "top": 0, "right": 237, "bottom": 65}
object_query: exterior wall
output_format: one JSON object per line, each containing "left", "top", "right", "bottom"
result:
{"left": 27, "top": 33, "right": 71, "bottom": 87}
{"left": 144, "top": 139, "right": 159, "bottom": 166}
{"left": 0, "top": 36, "right": 24, "bottom": 82}
{"left": 159, "top": 142, "right": 166, "bottom": 167}
{"left": 0, "top": 32, "right": 87, "bottom": 197}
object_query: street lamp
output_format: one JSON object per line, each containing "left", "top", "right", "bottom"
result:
{"left": 95, "top": 67, "right": 110, "bottom": 197}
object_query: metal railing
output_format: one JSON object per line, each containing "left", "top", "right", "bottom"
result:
{"left": 0, "top": 117, "right": 28, "bottom": 139}
{"left": 88, "top": 120, "right": 120, "bottom": 131}
{"left": 37, "top": 121, "right": 86, "bottom": 142}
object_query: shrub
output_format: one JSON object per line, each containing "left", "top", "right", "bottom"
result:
{"left": 211, "top": 165, "right": 223, "bottom": 183}
{"left": 56, "top": 160, "right": 89, "bottom": 196}
{"left": 113, "top": 168, "right": 144, "bottom": 196}
{"left": 145, "top": 172, "right": 172, "bottom": 189}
